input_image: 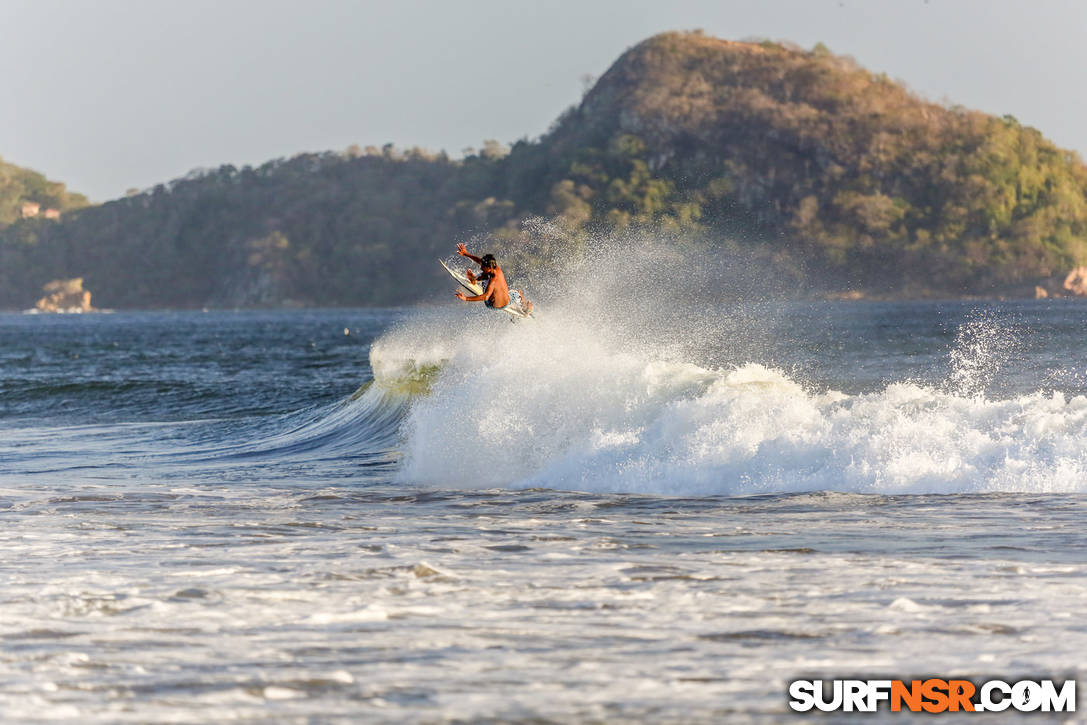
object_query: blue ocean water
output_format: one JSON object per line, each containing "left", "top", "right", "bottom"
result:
{"left": 1, "top": 302, "right": 1086, "bottom": 722}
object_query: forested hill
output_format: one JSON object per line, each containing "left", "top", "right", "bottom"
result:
{"left": 4, "top": 31, "right": 1087, "bottom": 309}
{"left": 528, "top": 32, "right": 1087, "bottom": 294}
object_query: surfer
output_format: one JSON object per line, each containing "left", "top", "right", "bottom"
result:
{"left": 454, "top": 243, "right": 533, "bottom": 315}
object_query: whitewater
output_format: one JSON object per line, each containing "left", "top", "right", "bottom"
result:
{"left": 380, "top": 247, "right": 1087, "bottom": 497}
{"left": 2, "top": 246, "right": 1087, "bottom": 721}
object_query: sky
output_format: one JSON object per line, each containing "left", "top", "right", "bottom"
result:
{"left": 4, "top": 0, "right": 1087, "bottom": 202}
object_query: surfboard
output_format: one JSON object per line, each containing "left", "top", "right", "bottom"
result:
{"left": 439, "top": 259, "right": 533, "bottom": 319}
{"left": 440, "top": 259, "right": 484, "bottom": 296}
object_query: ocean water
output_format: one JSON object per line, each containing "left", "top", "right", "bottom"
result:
{"left": 2, "top": 298, "right": 1087, "bottom": 723}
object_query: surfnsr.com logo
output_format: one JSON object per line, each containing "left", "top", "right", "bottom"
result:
{"left": 788, "top": 679, "right": 1076, "bottom": 713}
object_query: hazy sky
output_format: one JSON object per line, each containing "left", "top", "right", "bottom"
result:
{"left": 4, "top": 0, "right": 1086, "bottom": 201}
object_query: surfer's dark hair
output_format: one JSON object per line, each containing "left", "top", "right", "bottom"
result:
{"left": 480, "top": 254, "right": 497, "bottom": 268}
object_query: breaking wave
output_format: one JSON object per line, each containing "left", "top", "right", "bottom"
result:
{"left": 368, "top": 240, "right": 1087, "bottom": 496}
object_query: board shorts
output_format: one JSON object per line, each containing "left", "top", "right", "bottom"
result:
{"left": 504, "top": 289, "right": 525, "bottom": 311}
{"left": 484, "top": 287, "right": 524, "bottom": 312}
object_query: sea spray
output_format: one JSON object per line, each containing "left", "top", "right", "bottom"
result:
{"left": 946, "top": 308, "right": 1022, "bottom": 398}
{"left": 375, "top": 233, "right": 1087, "bottom": 495}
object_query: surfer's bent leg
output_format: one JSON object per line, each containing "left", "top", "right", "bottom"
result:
{"left": 515, "top": 289, "right": 533, "bottom": 314}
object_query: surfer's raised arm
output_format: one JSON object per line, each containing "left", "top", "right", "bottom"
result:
{"left": 457, "top": 243, "right": 483, "bottom": 265}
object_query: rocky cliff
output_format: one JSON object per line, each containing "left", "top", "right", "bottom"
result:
{"left": 34, "top": 278, "right": 95, "bottom": 313}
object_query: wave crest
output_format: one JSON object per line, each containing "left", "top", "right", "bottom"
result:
{"left": 398, "top": 341, "right": 1087, "bottom": 495}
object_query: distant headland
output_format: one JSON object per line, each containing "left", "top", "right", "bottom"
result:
{"left": 3, "top": 31, "right": 1087, "bottom": 309}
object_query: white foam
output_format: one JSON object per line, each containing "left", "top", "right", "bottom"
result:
{"left": 400, "top": 336, "right": 1087, "bottom": 494}
{"left": 379, "top": 243, "right": 1087, "bottom": 496}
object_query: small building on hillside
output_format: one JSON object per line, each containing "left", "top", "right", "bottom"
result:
{"left": 20, "top": 201, "right": 40, "bottom": 218}
{"left": 43, "top": 208, "right": 60, "bottom": 220}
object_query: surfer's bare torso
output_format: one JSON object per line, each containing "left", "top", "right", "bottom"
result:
{"left": 455, "top": 244, "right": 511, "bottom": 309}
{"left": 466, "top": 267, "right": 511, "bottom": 309}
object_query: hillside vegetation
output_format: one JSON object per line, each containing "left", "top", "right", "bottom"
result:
{"left": 1, "top": 149, "right": 483, "bottom": 308}
{"left": 0, "top": 157, "right": 89, "bottom": 226}
{"left": 3, "top": 31, "right": 1087, "bottom": 309}
{"left": 520, "top": 32, "right": 1087, "bottom": 293}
